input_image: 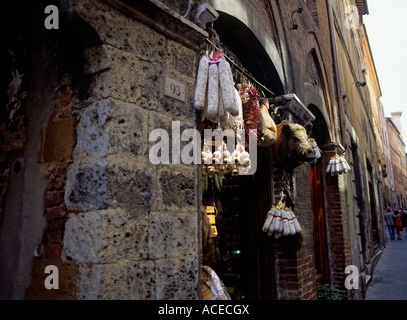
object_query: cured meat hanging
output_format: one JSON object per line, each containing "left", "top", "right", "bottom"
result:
{"left": 325, "top": 153, "right": 351, "bottom": 176}
{"left": 201, "top": 141, "right": 252, "bottom": 193}
{"left": 307, "top": 138, "right": 322, "bottom": 164}
{"left": 237, "top": 78, "right": 260, "bottom": 143}
{"left": 194, "top": 50, "right": 241, "bottom": 128}
{"left": 262, "top": 190, "right": 301, "bottom": 239}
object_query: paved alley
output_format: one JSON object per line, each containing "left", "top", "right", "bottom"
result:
{"left": 365, "top": 228, "right": 407, "bottom": 300}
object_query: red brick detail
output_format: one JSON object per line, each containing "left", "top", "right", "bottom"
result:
{"left": 43, "top": 243, "right": 62, "bottom": 258}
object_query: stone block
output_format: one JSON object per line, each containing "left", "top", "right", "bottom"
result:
{"left": 102, "top": 210, "right": 149, "bottom": 262}
{"left": 65, "top": 159, "right": 107, "bottom": 210}
{"left": 128, "top": 260, "right": 155, "bottom": 300}
{"left": 43, "top": 118, "right": 76, "bottom": 163}
{"left": 149, "top": 211, "right": 197, "bottom": 259}
{"left": 77, "top": 260, "right": 155, "bottom": 300}
{"left": 156, "top": 167, "right": 197, "bottom": 211}
{"left": 63, "top": 211, "right": 104, "bottom": 263}
{"left": 108, "top": 99, "right": 148, "bottom": 159}
{"left": 105, "top": 161, "right": 154, "bottom": 211}
{"left": 75, "top": 99, "right": 110, "bottom": 157}
{"left": 82, "top": 45, "right": 142, "bottom": 104}
{"left": 140, "top": 61, "right": 165, "bottom": 112}
{"left": 25, "top": 259, "right": 76, "bottom": 300}
{"left": 141, "top": 62, "right": 196, "bottom": 120}
{"left": 75, "top": 98, "right": 148, "bottom": 160}
{"left": 78, "top": 0, "right": 166, "bottom": 64}
{"left": 63, "top": 209, "right": 148, "bottom": 264}
{"left": 76, "top": 263, "right": 102, "bottom": 300}
{"left": 97, "top": 262, "right": 129, "bottom": 300}
{"left": 106, "top": 46, "right": 141, "bottom": 103}
{"left": 155, "top": 256, "right": 198, "bottom": 300}
{"left": 166, "top": 39, "right": 196, "bottom": 80}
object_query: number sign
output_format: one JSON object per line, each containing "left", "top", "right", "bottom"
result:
{"left": 164, "top": 77, "right": 186, "bottom": 102}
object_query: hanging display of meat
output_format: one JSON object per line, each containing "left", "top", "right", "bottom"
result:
{"left": 194, "top": 50, "right": 241, "bottom": 127}
{"left": 306, "top": 138, "right": 322, "bottom": 164}
{"left": 262, "top": 192, "right": 301, "bottom": 239}
{"left": 201, "top": 141, "right": 251, "bottom": 193}
{"left": 236, "top": 78, "right": 260, "bottom": 143}
{"left": 325, "top": 154, "right": 351, "bottom": 176}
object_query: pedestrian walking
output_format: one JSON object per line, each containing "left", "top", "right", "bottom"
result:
{"left": 384, "top": 207, "right": 396, "bottom": 240}
{"left": 394, "top": 210, "right": 403, "bottom": 240}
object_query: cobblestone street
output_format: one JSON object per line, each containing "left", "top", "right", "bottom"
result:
{"left": 366, "top": 228, "right": 407, "bottom": 300}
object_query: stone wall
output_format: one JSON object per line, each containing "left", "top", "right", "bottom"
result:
{"left": 60, "top": 0, "right": 205, "bottom": 299}
{"left": 0, "top": 0, "right": 207, "bottom": 299}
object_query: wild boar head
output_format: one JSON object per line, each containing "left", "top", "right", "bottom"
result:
{"left": 273, "top": 120, "right": 316, "bottom": 168}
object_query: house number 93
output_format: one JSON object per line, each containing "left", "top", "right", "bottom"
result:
{"left": 170, "top": 83, "right": 181, "bottom": 96}
{"left": 164, "top": 77, "right": 186, "bottom": 102}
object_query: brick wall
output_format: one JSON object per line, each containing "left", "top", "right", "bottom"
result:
{"left": 272, "top": 164, "right": 317, "bottom": 300}
{"left": 321, "top": 148, "right": 352, "bottom": 298}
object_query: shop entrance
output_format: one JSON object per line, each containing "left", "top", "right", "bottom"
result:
{"left": 202, "top": 144, "right": 275, "bottom": 299}
{"left": 201, "top": 11, "right": 284, "bottom": 300}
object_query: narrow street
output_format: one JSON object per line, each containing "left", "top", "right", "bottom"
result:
{"left": 365, "top": 228, "right": 407, "bottom": 300}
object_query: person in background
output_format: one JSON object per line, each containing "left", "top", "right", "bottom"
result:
{"left": 384, "top": 207, "right": 396, "bottom": 240}
{"left": 402, "top": 208, "right": 407, "bottom": 234}
{"left": 394, "top": 210, "right": 403, "bottom": 240}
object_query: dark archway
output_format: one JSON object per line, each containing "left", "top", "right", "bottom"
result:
{"left": 308, "top": 105, "right": 331, "bottom": 146}
{"left": 213, "top": 12, "right": 285, "bottom": 95}
{"left": 202, "top": 10, "right": 285, "bottom": 300}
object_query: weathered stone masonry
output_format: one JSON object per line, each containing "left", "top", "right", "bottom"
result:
{"left": 59, "top": 0, "right": 206, "bottom": 299}
{"left": 0, "top": 0, "right": 207, "bottom": 299}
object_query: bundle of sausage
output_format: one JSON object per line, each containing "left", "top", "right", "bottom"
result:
{"left": 307, "top": 138, "right": 322, "bottom": 164}
{"left": 201, "top": 142, "right": 251, "bottom": 177}
{"left": 262, "top": 202, "right": 301, "bottom": 239}
{"left": 194, "top": 50, "right": 242, "bottom": 127}
{"left": 326, "top": 154, "right": 351, "bottom": 176}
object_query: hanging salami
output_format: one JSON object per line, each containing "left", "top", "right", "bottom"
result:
{"left": 194, "top": 55, "right": 209, "bottom": 110}
{"left": 261, "top": 190, "right": 302, "bottom": 239}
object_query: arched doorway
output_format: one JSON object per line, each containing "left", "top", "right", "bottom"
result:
{"left": 201, "top": 7, "right": 285, "bottom": 300}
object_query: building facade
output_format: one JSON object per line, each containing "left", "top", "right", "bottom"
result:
{"left": 377, "top": 99, "right": 395, "bottom": 211}
{"left": 0, "top": 0, "right": 403, "bottom": 300}
{"left": 386, "top": 116, "right": 406, "bottom": 209}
